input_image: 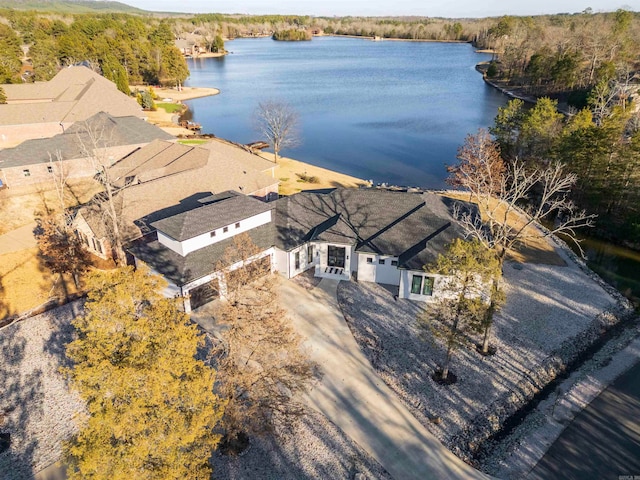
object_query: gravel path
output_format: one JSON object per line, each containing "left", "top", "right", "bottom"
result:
{"left": 337, "top": 245, "right": 629, "bottom": 467}
{"left": 0, "top": 301, "right": 85, "bottom": 480}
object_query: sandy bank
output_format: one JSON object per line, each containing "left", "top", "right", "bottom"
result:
{"left": 256, "top": 151, "right": 371, "bottom": 195}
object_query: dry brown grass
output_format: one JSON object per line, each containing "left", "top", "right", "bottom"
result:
{"left": 0, "top": 247, "right": 81, "bottom": 316}
{"left": 441, "top": 192, "right": 565, "bottom": 266}
{"left": 0, "top": 178, "right": 103, "bottom": 235}
{"left": 257, "top": 152, "right": 370, "bottom": 196}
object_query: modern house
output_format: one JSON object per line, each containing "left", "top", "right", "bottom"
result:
{"left": 0, "top": 66, "right": 144, "bottom": 148}
{"left": 74, "top": 138, "right": 279, "bottom": 259}
{"left": 0, "top": 112, "right": 172, "bottom": 190}
{"left": 129, "top": 188, "right": 474, "bottom": 312}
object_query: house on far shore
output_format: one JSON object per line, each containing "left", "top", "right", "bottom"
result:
{"left": 0, "top": 66, "right": 144, "bottom": 149}
{"left": 74, "top": 138, "right": 279, "bottom": 260}
{"left": 130, "top": 187, "right": 474, "bottom": 312}
{"left": 0, "top": 112, "right": 172, "bottom": 190}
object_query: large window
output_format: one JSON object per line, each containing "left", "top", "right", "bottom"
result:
{"left": 422, "top": 276, "right": 434, "bottom": 296}
{"left": 410, "top": 275, "right": 435, "bottom": 296}
{"left": 327, "top": 245, "right": 346, "bottom": 268}
{"left": 294, "top": 251, "right": 300, "bottom": 270}
{"left": 411, "top": 275, "right": 422, "bottom": 294}
{"left": 307, "top": 245, "right": 314, "bottom": 263}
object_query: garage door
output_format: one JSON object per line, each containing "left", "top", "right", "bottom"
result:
{"left": 189, "top": 279, "right": 220, "bottom": 310}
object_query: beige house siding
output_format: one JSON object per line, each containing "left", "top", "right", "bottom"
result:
{"left": 75, "top": 214, "right": 110, "bottom": 260}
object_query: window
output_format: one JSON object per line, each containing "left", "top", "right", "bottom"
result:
{"left": 47, "top": 166, "right": 53, "bottom": 174}
{"left": 422, "top": 276, "right": 434, "bottom": 296}
{"left": 96, "top": 240, "right": 103, "bottom": 254}
{"left": 411, "top": 275, "right": 422, "bottom": 295}
{"left": 366, "top": 257, "right": 373, "bottom": 264}
{"left": 294, "top": 251, "right": 300, "bottom": 270}
{"left": 210, "top": 231, "right": 216, "bottom": 237}
{"left": 223, "top": 226, "right": 229, "bottom": 233}
{"left": 307, "top": 245, "right": 314, "bottom": 263}
{"left": 235, "top": 222, "right": 240, "bottom": 229}
{"left": 23, "top": 169, "right": 30, "bottom": 177}
{"left": 378, "top": 259, "right": 385, "bottom": 265}
{"left": 391, "top": 260, "right": 398, "bottom": 266}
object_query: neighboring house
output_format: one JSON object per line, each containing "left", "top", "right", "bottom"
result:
{"left": 0, "top": 112, "right": 172, "bottom": 190}
{"left": 74, "top": 138, "right": 279, "bottom": 259}
{"left": 0, "top": 66, "right": 144, "bottom": 148}
{"left": 175, "top": 38, "right": 200, "bottom": 56}
{"left": 129, "top": 188, "right": 474, "bottom": 312}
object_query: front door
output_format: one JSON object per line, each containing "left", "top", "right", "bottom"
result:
{"left": 327, "top": 245, "right": 346, "bottom": 268}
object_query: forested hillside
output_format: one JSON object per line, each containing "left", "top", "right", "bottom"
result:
{"left": 0, "top": 0, "right": 143, "bottom": 13}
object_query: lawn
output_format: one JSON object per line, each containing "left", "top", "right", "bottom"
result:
{"left": 177, "top": 139, "right": 209, "bottom": 145}
{"left": 0, "top": 179, "right": 103, "bottom": 235}
{"left": 156, "top": 102, "right": 185, "bottom": 114}
{"left": 0, "top": 248, "right": 80, "bottom": 317}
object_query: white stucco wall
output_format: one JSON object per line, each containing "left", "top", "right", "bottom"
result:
{"left": 287, "top": 243, "right": 318, "bottom": 278}
{"left": 158, "top": 210, "right": 272, "bottom": 256}
{"left": 315, "top": 242, "right": 354, "bottom": 279}
{"left": 274, "top": 247, "right": 290, "bottom": 277}
{"left": 357, "top": 253, "right": 401, "bottom": 286}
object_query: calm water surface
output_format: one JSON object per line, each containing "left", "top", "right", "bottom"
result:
{"left": 184, "top": 36, "right": 506, "bottom": 188}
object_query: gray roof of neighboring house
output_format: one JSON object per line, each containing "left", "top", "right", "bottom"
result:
{"left": 76, "top": 138, "right": 279, "bottom": 242}
{"left": 0, "top": 112, "right": 171, "bottom": 169}
{"left": 128, "top": 222, "right": 275, "bottom": 286}
{"left": 0, "top": 66, "right": 143, "bottom": 126}
{"left": 152, "top": 191, "right": 273, "bottom": 241}
{"left": 275, "top": 188, "right": 475, "bottom": 270}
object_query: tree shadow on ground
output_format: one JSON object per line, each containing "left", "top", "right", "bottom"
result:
{"left": 0, "top": 326, "right": 43, "bottom": 480}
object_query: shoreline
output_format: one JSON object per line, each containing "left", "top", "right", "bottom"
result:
{"left": 319, "top": 33, "right": 471, "bottom": 43}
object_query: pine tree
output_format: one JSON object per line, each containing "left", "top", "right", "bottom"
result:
{"left": 64, "top": 267, "right": 224, "bottom": 480}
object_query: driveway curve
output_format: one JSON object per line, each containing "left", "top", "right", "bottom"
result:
{"left": 279, "top": 277, "right": 489, "bottom": 480}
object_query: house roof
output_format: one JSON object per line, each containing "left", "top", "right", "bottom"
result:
{"left": 128, "top": 222, "right": 275, "bottom": 286}
{"left": 0, "top": 112, "right": 172, "bottom": 169}
{"left": 0, "top": 66, "right": 143, "bottom": 126}
{"left": 152, "top": 191, "right": 273, "bottom": 241}
{"left": 275, "top": 188, "right": 474, "bottom": 269}
{"left": 76, "top": 138, "right": 279, "bottom": 242}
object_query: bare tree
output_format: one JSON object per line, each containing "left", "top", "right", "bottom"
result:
{"left": 34, "top": 152, "right": 91, "bottom": 292}
{"left": 75, "top": 118, "right": 127, "bottom": 265}
{"left": 448, "top": 131, "right": 596, "bottom": 353}
{"left": 213, "top": 233, "right": 317, "bottom": 452}
{"left": 254, "top": 100, "right": 300, "bottom": 163}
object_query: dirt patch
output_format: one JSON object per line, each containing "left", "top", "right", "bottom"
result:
{"left": 257, "top": 152, "right": 370, "bottom": 196}
{"left": 440, "top": 192, "right": 565, "bottom": 265}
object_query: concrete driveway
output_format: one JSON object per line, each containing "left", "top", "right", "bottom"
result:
{"left": 279, "top": 277, "right": 489, "bottom": 480}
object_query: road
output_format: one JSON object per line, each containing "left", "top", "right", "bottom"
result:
{"left": 529, "top": 360, "right": 640, "bottom": 479}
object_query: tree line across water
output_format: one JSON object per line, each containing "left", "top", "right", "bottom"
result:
{"left": 0, "top": 8, "right": 638, "bottom": 243}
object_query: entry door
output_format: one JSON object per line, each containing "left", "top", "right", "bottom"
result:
{"left": 327, "top": 246, "right": 346, "bottom": 268}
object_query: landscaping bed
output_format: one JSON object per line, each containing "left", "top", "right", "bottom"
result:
{"left": 336, "top": 244, "right": 632, "bottom": 470}
{"left": 0, "top": 302, "right": 390, "bottom": 480}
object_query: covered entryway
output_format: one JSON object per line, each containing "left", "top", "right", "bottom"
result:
{"left": 328, "top": 245, "right": 346, "bottom": 268}
{"left": 188, "top": 279, "right": 220, "bottom": 310}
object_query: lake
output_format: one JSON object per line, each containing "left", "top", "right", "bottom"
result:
{"left": 184, "top": 36, "right": 506, "bottom": 188}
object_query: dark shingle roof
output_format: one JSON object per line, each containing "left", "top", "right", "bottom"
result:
{"left": 151, "top": 191, "right": 273, "bottom": 241}
{"left": 128, "top": 223, "right": 275, "bottom": 286}
{"left": 0, "top": 112, "right": 171, "bottom": 169}
{"left": 275, "top": 188, "right": 475, "bottom": 270}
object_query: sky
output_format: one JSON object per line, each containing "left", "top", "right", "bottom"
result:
{"left": 121, "top": 0, "right": 639, "bottom": 17}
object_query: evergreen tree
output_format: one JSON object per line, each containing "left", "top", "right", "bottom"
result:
{"left": 64, "top": 267, "right": 224, "bottom": 480}
{"left": 0, "top": 86, "right": 6, "bottom": 104}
